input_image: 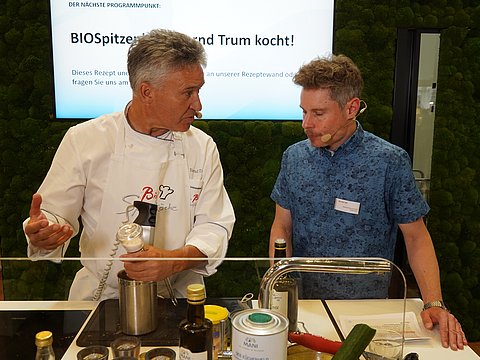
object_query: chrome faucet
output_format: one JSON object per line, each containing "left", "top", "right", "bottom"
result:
{"left": 258, "top": 257, "right": 396, "bottom": 309}
{"left": 256, "top": 258, "right": 406, "bottom": 360}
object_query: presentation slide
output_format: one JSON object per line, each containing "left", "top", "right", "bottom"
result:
{"left": 50, "top": 0, "right": 334, "bottom": 120}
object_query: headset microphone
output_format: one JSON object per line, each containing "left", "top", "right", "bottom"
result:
{"left": 194, "top": 111, "right": 203, "bottom": 119}
{"left": 320, "top": 100, "right": 367, "bottom": 143}
{"left": 320, "top": 133, "right": 333, "bottom": 143}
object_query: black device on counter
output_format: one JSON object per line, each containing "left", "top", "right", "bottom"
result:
{"left": 77, "top": 297, "right": 252, "bottom": 347}
{"left": 0, "top": 310, "right": 90, "bottom": 360}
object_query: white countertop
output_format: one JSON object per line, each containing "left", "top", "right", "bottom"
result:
{"left": 320, "top": 298, "right": 478, "bottom": 360}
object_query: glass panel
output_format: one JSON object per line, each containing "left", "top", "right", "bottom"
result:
{"left": 0, "top": 256, "right": 406, "bottom": 301}
{"left": 0, "top": 256, "right": 409, "bottom": 359}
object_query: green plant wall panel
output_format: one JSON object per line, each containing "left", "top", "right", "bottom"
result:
{"left": 1, "top": 0, "right": 480, "bottom": 341}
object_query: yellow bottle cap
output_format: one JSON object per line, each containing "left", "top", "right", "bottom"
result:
{"left": 204, "top": 305, "right": 229, "bottom": 324}
{"left": 35, "top": 331, "right": 53, "bottom": 347}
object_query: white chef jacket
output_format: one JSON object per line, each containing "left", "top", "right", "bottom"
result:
{"left": 25, "top": 111, "right": 235, "bottom": 300}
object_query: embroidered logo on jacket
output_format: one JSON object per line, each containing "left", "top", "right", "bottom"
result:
{"left": 158, "top": 185, "right": 174, "bottom": 200}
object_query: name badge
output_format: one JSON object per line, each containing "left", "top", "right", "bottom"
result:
{"left": 334, "top": 198, "right": 361, "bottom": 215}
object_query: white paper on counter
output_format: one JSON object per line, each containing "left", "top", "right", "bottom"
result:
{"left": 339, "top": 312, "right": 431, "bottom": 341}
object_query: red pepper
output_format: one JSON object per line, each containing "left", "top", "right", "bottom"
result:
{"left": 289, "top": 331, "right": 343, "bottom": 354}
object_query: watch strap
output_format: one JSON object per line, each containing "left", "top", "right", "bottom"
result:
{"left": 422, "top": 300, "right": 448, "bottom": 311}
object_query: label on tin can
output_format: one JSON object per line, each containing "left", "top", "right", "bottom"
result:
{"left": 231, "top": 309, "right": 288, "bottom": 360}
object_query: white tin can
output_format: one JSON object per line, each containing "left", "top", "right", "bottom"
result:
{"left": 231, "top": 308, "right": 288, "bottom": 360}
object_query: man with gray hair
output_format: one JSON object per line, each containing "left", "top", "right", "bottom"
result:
{"left": 24, "top": 29, "right": 235, "bottom": 301}
{"left": 269, "top": 54, "right": 466, "bottom": 350}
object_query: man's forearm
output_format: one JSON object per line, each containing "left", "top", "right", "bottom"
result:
{"left": 401, "top": 219, "right": 443, "bottom": 303}
{"left": 406, "top": 237, "right": 443, "bottom": 303}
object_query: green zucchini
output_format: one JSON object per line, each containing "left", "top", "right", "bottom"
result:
{"left": 331, "top": 323, "right": 376, "bottom": 360}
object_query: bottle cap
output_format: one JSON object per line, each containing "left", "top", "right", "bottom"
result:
{"left": 274, "top": 238, "right": 287, "bottom": 249}
{"left": 35, "top": 331, "right": 53, "bottom": 347}
{"left": 187, "top": 284, "right": 206, "bottom": 302}
{"left": 248, "top": 312, "right": 273, "bottom": 324}
{"left": 204, "top": 305, "right": 229, "bottom": 324}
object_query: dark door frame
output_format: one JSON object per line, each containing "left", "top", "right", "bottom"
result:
{"left": 391, "top": 28, "right": 421, "bottom": 157}
{"left": 390, "top": 28, "right": 441, "bottom": 298}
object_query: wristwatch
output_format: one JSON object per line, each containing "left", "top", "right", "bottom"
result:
{"left": 422, "top": 300, "right": 448, "bottom": 311}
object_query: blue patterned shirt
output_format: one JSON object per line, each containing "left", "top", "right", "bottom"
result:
{"left": 271, "top": 123, "right": 429, "bottom": 299}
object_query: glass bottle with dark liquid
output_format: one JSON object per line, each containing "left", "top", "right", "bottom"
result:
{"left": 271, "top": 238, "right": 298, "bottom": 332}
{"left": 179, "top": 284, "right": 213, "bottom": 360}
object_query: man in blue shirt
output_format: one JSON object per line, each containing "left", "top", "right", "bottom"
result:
{"left": 270, "top": 54, "right": 466, "bottom": 350}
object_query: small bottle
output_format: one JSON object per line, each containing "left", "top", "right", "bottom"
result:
{"left": 35, "top": 331, "right": 55, "bottom": 360}
{"left": 271, "top": 238, "right": 298, "bottom": 332}
{"left": 179, "top": 284, "right": 213, "bottom": 360}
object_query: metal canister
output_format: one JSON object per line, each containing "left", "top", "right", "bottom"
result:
{"left": 204, "top": 305, "right": 229, "bottom": 360}
{"left": 118, "top": 270, "right": 158, "bottom": 335}
{"left": 231, "top": 309, "right": 288, "bottom": 360}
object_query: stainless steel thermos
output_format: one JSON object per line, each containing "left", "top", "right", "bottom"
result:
{"left": 118, "top": 269, "right": 158, "bottom": 335}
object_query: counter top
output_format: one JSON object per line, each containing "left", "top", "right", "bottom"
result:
{"left": 325, "top": 298, "right": 478, "bottom": 360}
{"left": 0, "top": 299, "right": 478, "bottom": 359}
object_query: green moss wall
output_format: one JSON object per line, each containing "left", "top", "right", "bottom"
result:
{"left": 1, "top": 0, "right": 480, "bottom": 340}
